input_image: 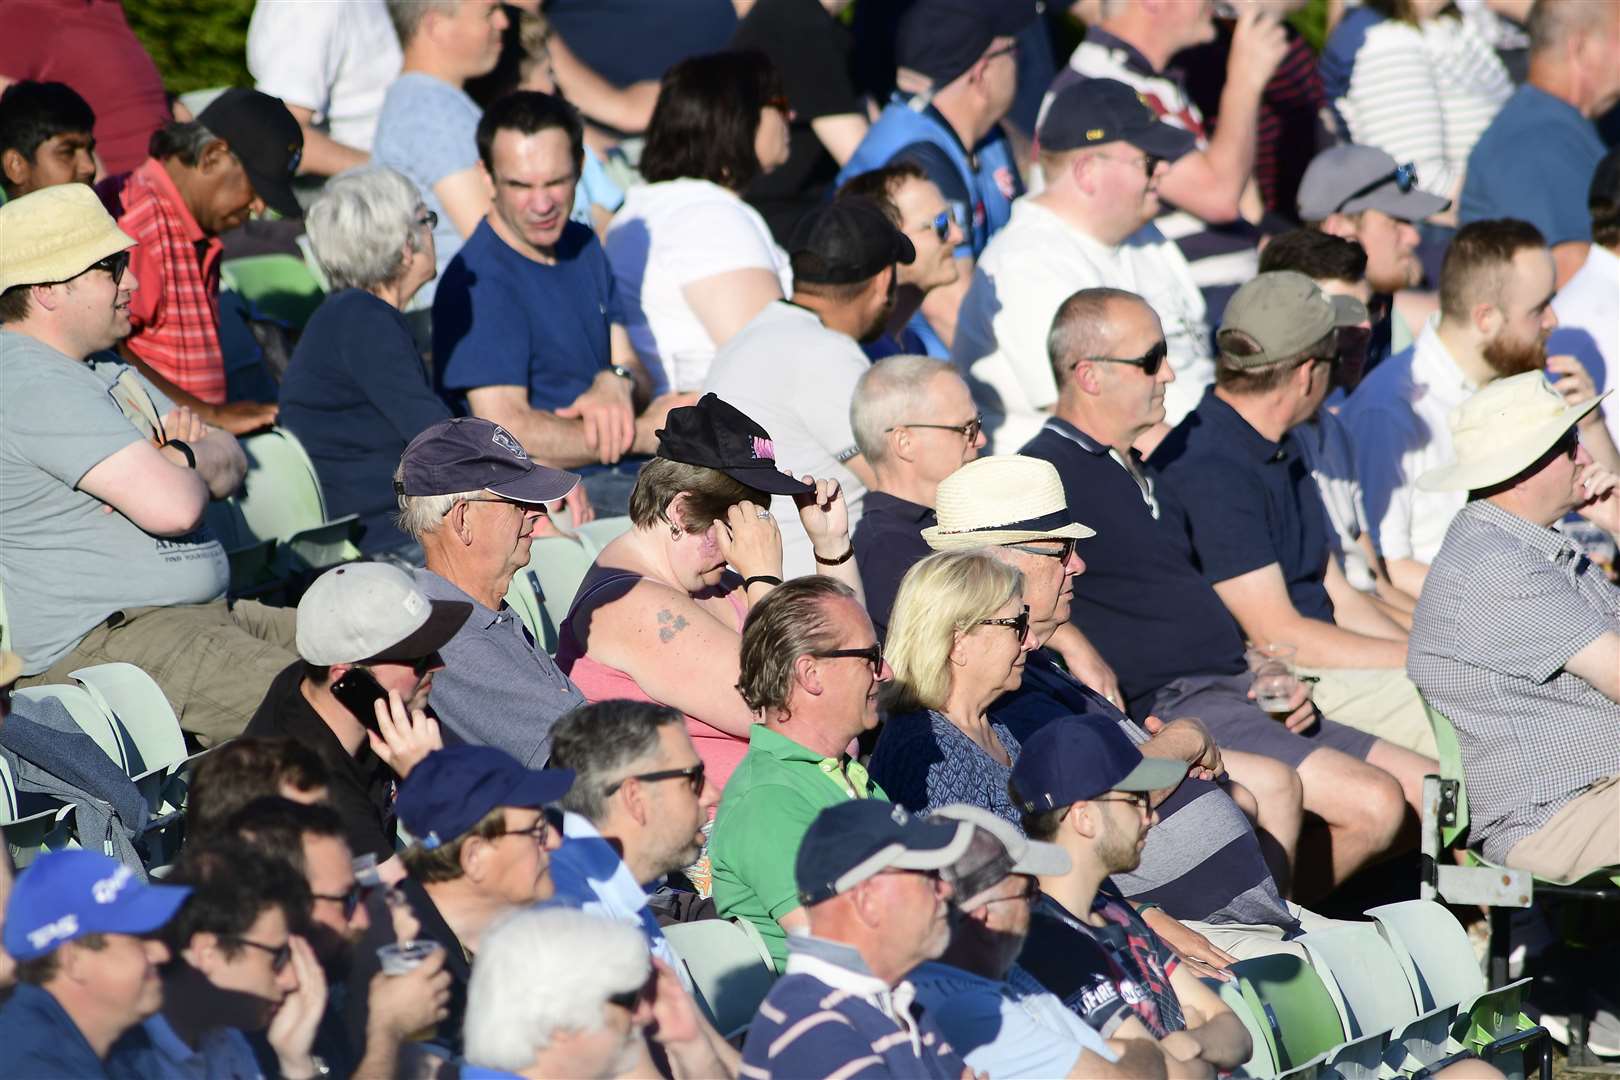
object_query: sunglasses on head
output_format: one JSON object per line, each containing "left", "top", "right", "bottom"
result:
{"left": 1333, "top": 162, "right": 1418, "bottom": 213}
{"left": 1080, "top": 339, "right": 1168, "bottom": 377}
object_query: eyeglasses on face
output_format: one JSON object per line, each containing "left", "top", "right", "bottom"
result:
{"left": 1550, "top": 429, "right": 1581, "bottom": 462}
{"left": 229, "top": 936, "right": 293, "bottom": 972}
{"left": 607, "top": 975, "right": 655, "bottom": 1011}
{"left": 63, "top": 250, "right": 131, "bottom": 288}
{"left": 1005, "top": 538, "right": 1078, "bottom": 564}
{"left": 415, "top": 208, "right": 438, "bottom": 230}
{"left": 983, "top": 877, "right": 1042, "bottom": 905}
{"left": 361, "top": 652, "right": 437, "bottom": 678}
{"left": 811, "top": 642, "right": 884, "bottom": 677}
{"left": 977, "top": 604, "right": 1030, "bottom": 642}
{"left": 1333, "top": 161, "right": 1418, "bottom": 213}
{"left": 311, "top": 884, "right": 368, "bottom": 921}
{"left": 1081, "top": 339, "right": 1169, "bottom": 377}
{"left": 490, "top": 816, "right": 553, "bottom": 846}
{"left": 603, "top": 761, "right": 706, "bottom": 797}
{"left": 886, "top": 414, "right": 983, "bottom": 442}
{"left": 1099, "top": 150, "right": 1162, "bottom": 179}
{"left": 915, "top": 210, "right": 952, "bottom": 242}
{"left": 1092, "top": 791, "right": 1151, "bottom": 811}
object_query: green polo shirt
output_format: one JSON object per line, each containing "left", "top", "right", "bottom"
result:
{"left": 710, "top": 724, "right": 888, "bottom": 971}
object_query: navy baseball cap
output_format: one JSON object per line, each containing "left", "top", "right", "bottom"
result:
{"left": 3, "top": 851, "right": 191, "bottom": 961}
{"left": 898, "top": 0, "right": 1038, "bottom": 88}
{"left": 795, "top": 800, "right": 973, "bottom": 906}
{"left": 655, "top": 394, "right": 815, "bottom": 497}
{"left": 791, "top": 197, "right": 916, "bottom": 285}
{"left": 397, "top": 745, "right": 574, "bottom": 850}
{"left": 196, "top": 88, "right": 304, "bottom": 219}
{"left": 397, "top": 417, "right": 579, "bottom": 505}
{"left": 1038, "top": 78, "right": 1197, "bottom": 162}
{"left": 1010, "top": 716, "right": 1189, "bottom": 812}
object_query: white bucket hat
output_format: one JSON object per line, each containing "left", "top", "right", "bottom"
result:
{"left": 1417, "top": 371, "right": 1609, "bottom": 492}
{"left": 923, "top": 455, "right": 1095, "bottom": 550}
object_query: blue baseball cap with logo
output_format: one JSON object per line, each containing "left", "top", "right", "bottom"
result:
{"left": 397, "top": 417, "right": 579, "bottom": 505}
{"left": 1010, "top": 715, "right": 1189, "bottom": 812}
{"left": 795, "top": 799, "right": 973, "bottom": 906}
{"left": 397, "top": 745, "right": 574, "bottom": 850}
{"left": 3, "top": 850, "right": 191, "bottom": 960}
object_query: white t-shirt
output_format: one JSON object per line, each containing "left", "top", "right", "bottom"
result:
{"left": 605, "top": 179, "right": 791, "bottom": 395}
{"left": 247, "top": 0, "right": 402, "bottom": 153}
{"left": 952, "top": 198, "right": 1213, "bottom": 454}
{"left": 1551, "top": 245, "right": 1619, "bottom": 451}
{"left": 1294, "top": 409, "right": 1377, "bottom": 592}
{"left": 704, "top": 302, "right": 867, "bottom": 578}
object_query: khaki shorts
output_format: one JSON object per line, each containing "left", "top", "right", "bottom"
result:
{"left": 1504, "top": 774, "right": 1620, "bottom": 884}
{"left": 1297, "top": 665, "right": 1437, "bottom": 759}
{"left": 1182, "top": 905, "right": 1352, "bottom": 964}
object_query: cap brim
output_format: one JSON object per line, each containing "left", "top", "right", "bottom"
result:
{"left": 1342, "top": 186, "right": 1450, "bottom": 222}
{"left": 1417, "top": 392, "right": 1608, "bottom": 492}
{"left": 1009, "top": 837, "right": 1072, "bottom": 877}
{"left": 1127, "top": 122, "right": 1198, "bottom": 163}
{"left": 499, "top": 766, "right": 576, "bottom": 809}
{"left": 487, "top": 467, "right": 581, "bottom": 505}
{"left": 1113, "top": 755, "right": 1191, "bottom": 793}
{"left": 96, "top": 881, "right": 192, "bottom": 938}
{"left": 888, "top": 819, "right": 976, "bottom": 872}
{"left": 243, "top": 165, "right": 303, "bottom": 220}
{"left": 722, "top": 465, "right": 816, "bottom": 497}
{"left": 894, "top": 231, "right": 917, "bottom": 266}
{"left": 1330, "top": 294, "right": 1369, "bottom": 328}
{"left": 922, "top": 520, "right": 1096, "bottom": 549}
{"left": 367, "top": 599, "right": 472, "bottom": 663}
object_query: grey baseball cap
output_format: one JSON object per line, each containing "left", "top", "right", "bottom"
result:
{"left": 295, "top": 563, "right": 471, "bottom": 666}
{"left": 1297, "top": 145, "right": 1450, "bottom": 222}
{"left": 1217, "top": 271, "right": 1368, "bottom": 369}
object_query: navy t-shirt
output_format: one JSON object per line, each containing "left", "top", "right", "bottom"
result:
{"left": 544, "top": 0, "right": 736, "bottom": 88}
{"left": 433, "top": 219, "right": 621, "bottom": 414}
{"left": 1149, "top": 389, "right": 1335, "bottom": 624}
{"left": 1020, "top": 418, "right": 1248, "bottom": 714}
{"left": 278, "top": 288, "right": 451, "bottom": 553}
{"left": 1460, "top": 85, "right": 1605, "bottom": 246}
{"left": 851, "top": 490, "right": 936, "bottom": 640}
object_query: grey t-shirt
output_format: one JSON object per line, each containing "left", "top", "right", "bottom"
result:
{"left": 0, "top": 332, "right": 228, "bottom": 673}
{"left": 371, "top": 71, "right": 482, "bottom": 304}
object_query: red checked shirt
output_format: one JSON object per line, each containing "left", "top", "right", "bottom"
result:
{"left": 109, "top": 159, "right": 227, "bottom": 405}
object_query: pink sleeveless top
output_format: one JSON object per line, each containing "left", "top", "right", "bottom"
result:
{"left": 555, "top": 568, "right": 752, "bottom": 791}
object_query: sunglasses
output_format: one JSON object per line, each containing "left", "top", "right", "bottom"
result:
{"left": 608, "top": 976, "right": 655, "bottom": 1011}
{"left": 1549, "top": 428, "right": 1581, "bottom": 462}
{"left": 1005, "top": 538, "right": 1078, "bottom": 564}
{"left": 415, "top": 209, "right": 438, "bottom": 230}
{"left": 1333, "top": 162, "right": 1419, "bottom": 213}
{"left": 62, "top": 250, "right": 131, "bottom": 288}
{"left": 918, "top": 210, "right": 952, "bottom": 242}
{"left": 1100, "top": 150, "right": 1163, "bottom": 179}
{"left": 811, "top": 642, "right": 884, "bottom": 677}
{"left": 603, "top": 761, "right": 706, "bottom": 797}
{"left": 983, "top": 877, "right": 1042, "bottom": 906}
{"left": 887, "top": 414, "right": 982, "bottom": 442}
{"left": 311, "top": 884, "right": 368, "bottom": 921}
{"left": 977, "top": 604, "right": 1030, "bottom": 641}
{"left": 1083, "top": 339, "right": 1168, "bottom": 377}
{"left": 230, "top": 936, "right": 293, "bottom": 972}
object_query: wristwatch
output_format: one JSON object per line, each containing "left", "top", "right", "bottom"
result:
{"left": 608, "top": 364, "right": 635, "bottom": 382}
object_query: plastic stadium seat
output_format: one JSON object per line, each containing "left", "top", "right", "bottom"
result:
{"left": 13, "top": 683, "right": 128, "bottom": 771}
{"left": 506, "top": 533, "right": 604, "bottom": 655}
{"left": 219, "top": 253, "right": 325, "bottom": 330}
{"left": 1366, "top": 900, "right": 1485, "bottom": 1013}
{"left": 0, "top": 757, "right": 77, "bottom": 869}
{"left": 1210, "top": 975, "right": 1278, "bottom": 1077}
{"left": 70, "top": 664, "right": 189, "bottom": 812}
{"left": 1232, "top": 952, "right": 1347, "bottom": 1073}
{"left": 206, "top": 428, "right": 361, "bottom": 579}
{"left": 0, "top": 576, "right": 10, "bottom": 652}
{"left": 576, "top": 516, "right": 632, "bottom": 550}
{"left": 663, "top": 919, "right": 776, "bottom": 1041}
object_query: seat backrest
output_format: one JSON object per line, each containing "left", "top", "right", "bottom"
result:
{"left": 521, "top": 534, "right": 601, "bottom": 647}
{"left": 219, "top": 253, "right": 325, "bottom": 329}
{"left": 1235, "top": 952, "right": 1347, "bottom": 1071}
{"left": 1366, "top": 900, "right": 1485, "bottom": 1012}
{"left": 1421, "top": 696, "right": 1470, "bottom": 846}
{"left": 503, "top": 568, "right": 556, "bottom": 654}
{"left": 13, "top": 684, "right": 131, "bottom": 771}
{"left": 1298, "top": 924, "right": 1419, "bottom": 1039}
{"left": 69, "top": 664, "right": 187, "bottom": 779}
{"left": 1214, "top": 975, "right": 1277, "bottom": 1078}
{"left": 233, "top": 429, "right": 331, "bottom": 544}
{"left": 576, "top": 516, "right": 632, "bottom": 552}
{"left": 662, "top": 919, "right": 777, "bottom": 1040}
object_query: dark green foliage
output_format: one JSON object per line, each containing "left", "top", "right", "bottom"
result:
{"left": 124, "top": 0, "right": 254, "bottom": 95}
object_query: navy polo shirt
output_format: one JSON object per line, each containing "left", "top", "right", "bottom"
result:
{"left": 1020, "top": 418, "right": 1248, "bottom": 714}
{"left": 1149, "top": 388, "right": 1335, "bottom": 622}
{"left": 433, "top": 219, "right": 622, "bottom": 413}
{"left": 0, "top": 983, "right": 109, "bottom": 1077}
{"left": 851, "top": 490, "right": 936, "bottom": 639}
{"left": 1461, "top": 85, "right": 1604, "bottom": 246}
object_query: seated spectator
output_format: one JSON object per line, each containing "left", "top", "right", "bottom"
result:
{"left": 1461, "top": 0, "right": 1620, "bottom": 286}
{"left": 0, "top": 851, "right": 188, "bottom": 1076}
{"left": 836, "top": 162, "right": 966, "bottom": 361}
{"left": 741, "top": 799, "right": 972, "bottom": 1078}
{"left": 1299, "top": 144, "right": 1450, "bottom": 370}
{"left": 247, "top": 0, "right": 401, "bottom": 176}
{"left": 185, "top": 737, "right": 332, "bottom": 843}
{"left": 0, "top": 184, "right": 295, "bottom": 746}
{"left": 604, "top": 51, "right": 792, "bottom": 393}
{"left": 836, "top": 0, "right": 1037, "bottom": 353}
{"left": 1011, "top": 722, "right": 1255, "bottom": 1073}
{"left": 0, "top": 81, "right": 96, "bottom": 199}
{"left": 1408, "top": 371, "right": 1620, "bottom": 881}
{"left": 706, "top": 197, "right": 912, "bottom": 574}
{"left": 372, "top": 0, "right": 509, "bottom": 300}
{"left": 104, "top": 89, "right": 301, "bottom": 432}
{"left": 433, "top": 91, "right": 685, "bottom": 516}
{"left": 463, "top": 908, "right": 737, "bottom": 1080}
{"left": 1344, "top": 219, "right": 1617, "bottom": 596}
{"left": 346, "top": 744, "right": 573, "bottom": 1059}
{"left": 1549, "top": 149, "right": 1620, "bottom": 455}
{"left": 911, "top": 804, "right": 1166, "bottom": 1079}
{"left": 953, "top": 78, "right": 1211, "bottom": 453}
{"left": 246, "top": 562, "right": 469, "bottom": 873}
{"left": 547, "top": 701, "right": 717, "bottom": 985}
{"left": 106, "top": 842, "right": 324, "bottom": 1080}
{"left": 710, "top": 577, "right": 890, "bottom": 971}
{"left": 1044, "top": 0, "right": 1286, "bottom": 320}
{"left": 869, "top": 550, "right": 1036, "bottom": 821}
{"left": 1319, "top": 0, "right": 1512, "bottom": 210}
{"left": 394, "top": 417, "right": 587, "bottom": 764}
{"left": 1153, "top": 273, "right": 1441, "bottom": 774}
{"left": 280, "top": 166, "right": 451, "bottom": 555}
{"left": 556, "top": 395, "right": 856, "bottom": 790}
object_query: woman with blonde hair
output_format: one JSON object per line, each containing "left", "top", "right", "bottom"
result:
{"left": 868, "top": 548, "right": 1035, "bottom": 822}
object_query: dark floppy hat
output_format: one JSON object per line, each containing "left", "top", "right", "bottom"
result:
{"left": 655, "top": 394, "right": 815, "bottom": 497}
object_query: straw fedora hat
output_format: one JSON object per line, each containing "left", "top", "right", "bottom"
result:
{"left": 0, "top": 183, "right": 136, "bottom": 293}
{"left": 1417, "top": 371, "right": 1609, "bottom": 492}
{"left": 923, "top": 455, "right": 1096, "bottom": 550}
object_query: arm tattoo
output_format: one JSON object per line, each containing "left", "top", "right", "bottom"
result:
{"left": 656, "top": 608, "right": 690, "bottom": 643}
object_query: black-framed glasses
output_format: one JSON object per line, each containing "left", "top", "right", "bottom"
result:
{"left": 361, "top": 653, "right": 437, "bottom": 678}
{"left": 983, "top": 877, "right": 1042, "bottom": 905}
{"left": 1549, "top": 427, "right": 1581, "bottom": 462}
{"left": 60, "top": 250, "right": 130, "bottom": 288}
{"left": 886, "top": 414, "right": 983, "bottom": 442}
{"left": 603, "top": 762, "right": 706, "bottom": 797}
{"left": 811, "top": 642, "right": 884, "bottom": 677}
{"left": 229, "top": 936, "right": 293, "bottom": 972}
{"left": 607, "top": 975, "right": 655, "bottom": 1011}
{"left": 1333, "top": 161, "right": 1418, "bottom": 213}
{"left": 977, "top": 604, "right": 1030, "bottom": 642}
{"left": 311, "top": 885, "right": 367, "bottom": 921}
{"left": 1093, "top": 791, "right": 1151, "bottom": 810}
{"left": 1005, "top": 538, "right": 1078, "bottom": 564}
{"left": 490, "top": 817, "right": 553, "bottom": 846}
{"left": 1083, "top": 339, "right": 1168, "bottom": 377}
{"left": 1099, "top": 150, "right": 1162, "bottom": 179}
{"left": 415, "top": 209, "right": 438, "bottom": 230}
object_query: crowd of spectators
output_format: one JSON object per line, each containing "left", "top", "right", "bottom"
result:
{"left": 2, "top": 0, "right": 1620, "bottom": 1075}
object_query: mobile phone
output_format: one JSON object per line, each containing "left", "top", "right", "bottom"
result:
{"left": 330, "top": 668, "right": 388, "bottom": 731}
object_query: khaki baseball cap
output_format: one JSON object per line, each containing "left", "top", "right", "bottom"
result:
{"left": 1217, "top": 271, "right": 1368, "bottom": 370}
{"left": 0, "top": 184, "right": 136, "bottom": 293}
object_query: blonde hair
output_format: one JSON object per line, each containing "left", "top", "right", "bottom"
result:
{"left": 881, "top": 549, "right": 1023, "bottom": 714}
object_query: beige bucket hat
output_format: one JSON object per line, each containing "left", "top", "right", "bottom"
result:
{"left": 1418, "top": 371, "right": 1609, "bottom": 492}
{"left": 923, "top": 455, "right": 1095, "bottom": 550}
{"left": 0, "top": 183, "right": 136, "bottom": 293}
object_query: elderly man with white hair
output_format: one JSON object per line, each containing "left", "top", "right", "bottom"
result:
{"left": 462, "top": 908, "right": 737, "bottom": 1080}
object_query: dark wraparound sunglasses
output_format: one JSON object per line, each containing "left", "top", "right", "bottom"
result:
{"left": 1334, "top": 162, "right": 1418, "bottom": 213}
{"left": 311, "top": 884, "right": 368, "bottom": 921}
{"left": 812, "top": 642, "right": 884, "bottom": 677}
{"left": 1083, "top": 339, "right": 1168, "bottom": 377}
{"left": 66, "top": 250, "right": 131, "bottom": 287}
{"left": 603, "top": 762, "right": 706, "bottom": 797}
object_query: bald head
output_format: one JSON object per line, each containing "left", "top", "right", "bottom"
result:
{"left": 1529, "top": 0, "right": 1617, "bottom": 54}
{"left": 1048, "top": 287, "right": 1151, "bottom": 387}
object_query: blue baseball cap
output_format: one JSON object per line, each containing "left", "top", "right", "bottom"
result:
{"left": 1038, "top": 78, "right": 1197, "bottom": 161}
{"left": 397, "top": 745, "right": 574, "bottom": 849}
{"left": 795, "top": 800, "right": 973, "bottom": 906}
{"left": 898, "top": 0, "right": 1037, "bottom": 88}
{"left": 3, "top": 851, "right": 191, "bottom": 961}
{"left": 397, "top": 417, "right": 579, "bottom": 505}
{"left": 1010, "top": 715, "right": 1189, "bottom": 812}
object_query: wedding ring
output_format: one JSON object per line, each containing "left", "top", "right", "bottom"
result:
{"left": 757, "top": 510, "right": 772, "bottom": 519}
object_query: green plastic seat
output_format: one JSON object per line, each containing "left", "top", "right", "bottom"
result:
{"left": 1233, "top": 952, "right": 1347, "bottom": 1073}
{"left": 662, "top": 919, "right": 777, "bottom": 1042}
{"left": 506, "top": 532, "right": 604, "bottom": 656}
{"left": 70, "top": 664, "right": 189, "bottom": 813}
{"left": 1211, "top": 975, "right": 1278, "bottom": 1077}
{"left": 1366, "top": 899, "right": 1484, "bottom": 1013}
{"left": 219, "top": 253, "right": 325, "bottom": 330}
{"left": 211, "top": 428, "right": 361, "bottom": 577}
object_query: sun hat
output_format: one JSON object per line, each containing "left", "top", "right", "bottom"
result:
{"left": 929, "top": 803, "right": 1071, "bottom": 910}
{"left": 3, "top": 851, "right": 191, "bottom": 961}
{"left": 1417, "top": 371, "right": 1608, "bottom": 492}
{"left": 1217, "top": 271, "right": 1368, "bottom": 370}
{"left": 0, "top": 183, "right": 136, "bottom": 292}
{"left": 795, "top": 800, "right": 974, "bottom": 907}
{"left": 295, "top": 563, "right": 471, "bottom": 666}
{"left": 923, "top": 455, "right": 1096, "bottom": 549}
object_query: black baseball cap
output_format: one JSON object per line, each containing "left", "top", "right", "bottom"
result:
{"left": 795, "top": 800, "right": 973, "bottom": 907}
{"left": 655, "top": 394, "right": 815, "bottom": 497}
{"left": 898, "top": 0, "right": 1038, "bottom": 88}
{"left": 397, "top": 746, "right": 574, "bottom": 850}
{"left": 1038, "top": 78, "right": 1197, "bottom": 162}
{"left": 196, "top": 88, "right": 304, "bottom": 219}
{"left": 790, "top": 197, "right": 916, "bottom": 285}
{"left": 398, "top": 417, "right": 580, "bottom": 504}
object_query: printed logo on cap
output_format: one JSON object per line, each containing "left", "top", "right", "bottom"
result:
{"left": 28, "top": 914, "right": 79, "bottom": 952}
{"left": 287, "top": 147, "right": 302, "bottom": 175}
{"left": 890, "top": 804, "right": 910, "bottom": 825}
{"left": 491, "top": 426, "right": 529, "bottom": 461}
{"left": 402, "top": 590, "right": 426, "bottom": 618}
{"left": 751, "top": 436, "right": 776, "bottom": 461}
{"left": 93, "top": 864, "right": 133, "bottom": 904}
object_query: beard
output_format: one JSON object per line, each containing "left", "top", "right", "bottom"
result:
{"left": 1482, "top": 331, "right": 1547, "bottom": 379}
{"left": 857, "top": 272, "right": 900, "bottom": 344}
{"left": 1098, "top": 810, "right": 1144, "bottom": 875}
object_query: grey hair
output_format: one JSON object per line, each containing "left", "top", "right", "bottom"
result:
{"left": 1047, "top": 287, "right": 1147, "bottom": 385}
{"left": 306, "top": 167, "right": 425, "bottom": 292}
{"left": 464, "top": 909, "right": 650, "bottom": 1071}
{"left": 851, "top": 354, "right": 958, "bottom": 465}
{"left": 386, "top": 0, "right": 462, "bottom": 45}
{"left": 148, "top": 120, "right": 220, "bottom": 165}
{"left": 550, "top": 701, "right": 686, "bottom": 822}
{"left": 1529, "top": 0, "right": 1616, "bottom": 55}
{"left": 392, "top": 461, "right": 481, "bottom": 540}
